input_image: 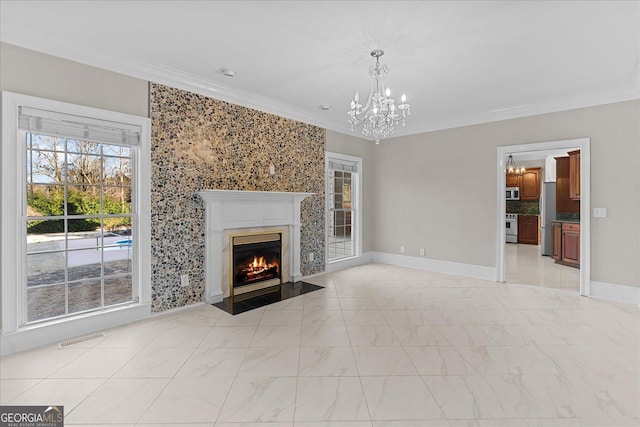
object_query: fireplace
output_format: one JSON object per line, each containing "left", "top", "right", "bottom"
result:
{"left": 198, "top": 190, "right": 313, "bottom": 303}
{"left": 232, "top": 233, "right": 282, "bottom": 296}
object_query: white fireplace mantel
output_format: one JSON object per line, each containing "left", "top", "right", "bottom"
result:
{"left": 198, "top": 190, "right": 314, "bottom": 303}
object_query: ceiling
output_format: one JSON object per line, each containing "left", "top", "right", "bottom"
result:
{"left": 1, "top": 1, "right": 639, "bottom": 140}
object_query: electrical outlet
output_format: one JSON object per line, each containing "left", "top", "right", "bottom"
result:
{"left": 419, "top": 248, "right": 425, "bottom": 256}
{"left": 309, "top": 252, "right": 314, "bottom": 262}
{"left": 593, "top": 208, "right": 607, "bottom": 218}
{"left": 180, "top": 274, "right": 189, "bottom": 287}
{"left": 400, "top": 246, "right": 405, "bottom": 254}
{"left": 269, "top": 164, "right": 275, "bottom": 175}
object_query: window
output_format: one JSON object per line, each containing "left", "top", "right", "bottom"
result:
{"left": 26, "top": 134, "right": 134, "bottom": 322}
{"left": 2, "top": 93, "right": 150, "bottom": 346}
{"left": 326, "top": 153, "right": 361, "bottom": 262}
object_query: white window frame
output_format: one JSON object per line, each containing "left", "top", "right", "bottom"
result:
{"left": 1, "top": 92, "right": 151, "bottom": 355}
{"left": 325, "top": 151, "right": 363, "bottom": 265}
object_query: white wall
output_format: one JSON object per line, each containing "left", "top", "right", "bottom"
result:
{"left": 366, "top": 100, "right": 639, "bottom": 288}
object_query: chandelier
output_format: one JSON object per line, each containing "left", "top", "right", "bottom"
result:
{"left": 506, "top": 154, "right": 526, "bottom": 175}
{"left": 348, "top": 49, "right": 411, "bottom": 144}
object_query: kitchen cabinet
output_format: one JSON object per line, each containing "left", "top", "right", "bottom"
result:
{"left": 506, "top": 173, "right": 521, "bottom": 188}
{"left": 568, "top": 150, "right": 580, "bottom": 200}
{"left": 552, "top": 222, "right": 562, "bottom": 260}
{"left": 555, "top": 157, "right": 580, "bottom": 214}
{"left": 552, "top": 221, "right": 580, "bottom": 268}
{"left": 518, "top": 215, "right": 539, "bottom": 245}
{"left": 520, "top": 167, "right": 541, "bottom": 201}
{"left": 561, "top": 223, "right": 580, "bottom": 267}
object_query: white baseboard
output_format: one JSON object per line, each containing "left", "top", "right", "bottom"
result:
{"left": 369, "top": 251, "right": 497, "bottom": 281}
{"left": 0, "top": 303, "right": 150, "bottom": 356}
{"left": 318, "top": 251, "right": 495, "bottom": 282}
{"left": 590, "top": 281, "right": 640, "bottom": 305}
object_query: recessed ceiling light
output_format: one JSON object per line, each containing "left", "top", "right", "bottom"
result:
{"left": 220, "top": 67, "right": 235, "bottom": 77}
{"left": 320, "top": 105, "right": 331, "bottom": 110}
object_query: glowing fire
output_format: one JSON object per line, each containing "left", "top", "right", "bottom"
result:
{"left": 249, "top": 256, "right": 268, "bottom": 270}
{"left": 239, "top": 255, "right": 279, "bottom": 283}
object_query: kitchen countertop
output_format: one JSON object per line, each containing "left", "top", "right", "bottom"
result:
{"left": 551, "top": 219, "right": 580, "bottom": 224}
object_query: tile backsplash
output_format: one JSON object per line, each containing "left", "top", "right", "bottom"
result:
{"left": 556, "top": 213, "right": 580, "bottom": 221}
{"left": 506, "top": 200, "right": 540, "bottom": 215}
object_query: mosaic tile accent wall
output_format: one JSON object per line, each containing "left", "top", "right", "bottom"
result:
{"left": 150, "top": 83, "right": 326, "bottom": 312}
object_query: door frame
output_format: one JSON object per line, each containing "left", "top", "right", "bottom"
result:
{"left": 496, "top": 138, "right": 590, "bottom": 296}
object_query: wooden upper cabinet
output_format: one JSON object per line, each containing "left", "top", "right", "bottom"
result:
{"left": 555, "top": 156, "right": 580, "bottom": 214}
{"left": 568, "top": 150, "right": 580, "bottom": 200}
{"left": 520, "top": 167, "right": 541, "bottom": 201}
{"left": 506, "top": 173, "right": 521, "bottom": 187}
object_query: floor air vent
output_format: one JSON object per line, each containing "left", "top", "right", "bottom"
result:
{"left": 58, "top": 332, "right": 105, "bottom": 349}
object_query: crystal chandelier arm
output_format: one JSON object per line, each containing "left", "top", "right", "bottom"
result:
{"left": 349, "top": 79, "right": 375, "bottom": 125}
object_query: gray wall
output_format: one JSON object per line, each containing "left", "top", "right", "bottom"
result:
{"left": 364, "top": 100, "right": 640, "bottom": 287}
{"left": 0, "top": 43, "right": 149, "bottom": 117}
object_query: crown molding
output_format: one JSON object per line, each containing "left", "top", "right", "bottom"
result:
{"left": 0, "top": 36, "right": 343, "bottom": 134}
{"left": 2, "top": 36, "right": 638, "bottom": 143}
{"left": 384, "top": 86, "right": 640, "bottom": 140}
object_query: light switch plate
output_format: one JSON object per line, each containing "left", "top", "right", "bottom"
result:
{"left": 593, "top": 208, "right": 607, "bottom": 218}
{"left": 180, "top": 274, "right": 189, "bottom": 287}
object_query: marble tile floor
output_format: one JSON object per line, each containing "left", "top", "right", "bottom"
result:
{"left": 505, "top": 243, "right": 580, "bottom": 292}
{"left": 1, "top": 263, "right": 638, "bottom": 426}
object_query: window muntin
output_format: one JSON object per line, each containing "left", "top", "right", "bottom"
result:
{"left": 25, "top": 133, "right": 134, "bottom": 324}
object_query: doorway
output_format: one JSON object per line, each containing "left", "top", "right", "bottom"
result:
{"left": 496, "top": 138, "right": 590, "bottom": 296}
{"left": 503, "top": 150, "right": 579, "bottom": 292}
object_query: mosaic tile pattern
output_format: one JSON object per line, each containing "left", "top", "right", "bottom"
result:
{"left": 150, "top": 83, "right": 325, "bottom": 312}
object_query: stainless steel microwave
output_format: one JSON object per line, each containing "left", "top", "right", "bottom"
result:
{"left": 506, "top": 187, "right": 520, "bottom": 200}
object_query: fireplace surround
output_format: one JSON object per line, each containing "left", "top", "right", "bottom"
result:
{"left": 198, "top": 190, "right": 314, "bottom": 302}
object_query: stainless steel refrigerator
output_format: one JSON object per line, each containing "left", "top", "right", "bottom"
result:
{"left": 540, "top": 182, "right": 556, "bottom": 256}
